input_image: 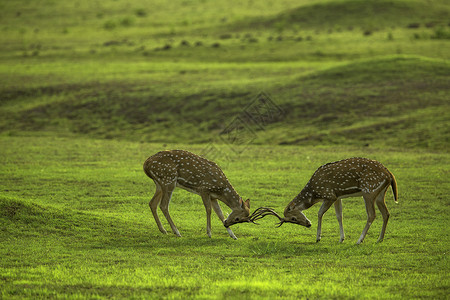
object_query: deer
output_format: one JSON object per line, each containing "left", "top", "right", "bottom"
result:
{"left": 143, "top": 149, "right": 253, "bottom": 239}
{"left": 250, "top": 158, "right": 398, "bottom": 244}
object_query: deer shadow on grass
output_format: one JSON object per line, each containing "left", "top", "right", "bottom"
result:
{"left": 83, "top": 231, "right": 239, "bottom": 251}
{"left": 246, "top": 238, "right": 384, "bottom": 257}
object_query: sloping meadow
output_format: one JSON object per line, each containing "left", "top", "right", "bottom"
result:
{"left": 1, "top": 56, "right": 449, "bottom": 150}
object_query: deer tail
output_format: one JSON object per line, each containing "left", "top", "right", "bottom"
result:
{"left": 389, "top": 170, "right": 398, "bottom": 203}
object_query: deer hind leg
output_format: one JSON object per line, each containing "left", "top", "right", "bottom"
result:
{"left": 375, "top": 186, "right": 390, "bottom": 243}
{"left": 316, "top": 200, "right": 334, "bottom": 243}
{"left": 334, "top": 199, "right": 345, "bottom": 243}
{"left": 357, "top": 194, "right": 377, "bottom": 244}
{"left": 149, "top": 183, "right": 167, "bottom": 234}
{"left": 201, "top": 193, "right": 212, "bottom": 238}
{"left": 159, "top": 183, "right": 181, "bottom": 237}
{"left": 211, "top": 199, "right": 237, "bottom": 240}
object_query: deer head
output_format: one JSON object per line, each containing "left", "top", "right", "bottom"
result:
{"left": 282, "top": 202, "right": 312, "bottom": 228}
{"left": 223, "top": 198, "right": 251, "bottom": 228}
{"left": 247, "top": 205, "right": 311, "bottom": 228}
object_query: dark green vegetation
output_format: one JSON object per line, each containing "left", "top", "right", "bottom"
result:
{"left": 1, "top": 0, "right": 449, "bottom": 298}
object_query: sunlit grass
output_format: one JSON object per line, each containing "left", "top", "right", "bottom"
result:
{"left": 1, "top": 136, "right": 449, "bottom": 298}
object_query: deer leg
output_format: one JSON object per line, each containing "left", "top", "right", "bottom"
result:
{"left": 334, "top": 199, "right": 345, "bottom": 243}
{"left": 316, "top": 200, "right": 334, "bottom": 242}
{"left": 201, "top": 194, "right": 212, "bottom": 238}
{"left": 149, "top": 184, "right": 166, "bottom": 234}
{"left": 375, "top": 186, "right": 390, "bottom": 243}
{"left": 211, "top": 199, "right": 237, "bottom": 240}
{"left": 357, "top": 195, "right": 376, "bottom": 244}
{"left": 160, "top": 184, "right": 181, "bottom": 237}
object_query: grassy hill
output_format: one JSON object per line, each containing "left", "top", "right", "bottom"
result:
{"left": 1, "top": 55, "right": 448, "bottom": 149}
{"left": 1, "top": 0, "right": 449, "bottom": 151}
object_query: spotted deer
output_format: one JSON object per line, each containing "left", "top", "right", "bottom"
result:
{"left": 253, "top": 158, "right": 398, "bottom": 244}
{"left": 143, "top": 150, "right": 251, "bottom": 239}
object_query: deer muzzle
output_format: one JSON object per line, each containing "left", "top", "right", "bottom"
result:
{"left": 223, "top": 217, "right": 252, "bottom": 228}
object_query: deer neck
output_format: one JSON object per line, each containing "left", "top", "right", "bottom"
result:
{"left": 217, "top": 183, "right": 242, "bottom": 209}
{"left": 291, "top": 186, "right": 316, "bottom": 210}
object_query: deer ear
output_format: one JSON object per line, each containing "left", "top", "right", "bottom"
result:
{"left": 245, "top": 199, "right": 250, "bottom": 209}
{"left": 239, "top": 198, "right": 243, "bottom": 208}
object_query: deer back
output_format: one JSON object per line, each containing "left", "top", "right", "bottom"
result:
{"left": 144, "top": 150, "right": 237, "bottom": 197}
{"left": 298, "top": 157, "right": 393, "bottom": 203}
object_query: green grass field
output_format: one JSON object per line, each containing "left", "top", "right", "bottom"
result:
{"left": 1, "top": 0, "right": 449, "bottom": 299}
{"left": 1, "top": 137, "right": 449, "bottom": 299}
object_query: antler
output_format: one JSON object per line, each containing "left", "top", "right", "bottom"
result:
{"left": 249, "top": 207, "right": 285, "bottom": 227}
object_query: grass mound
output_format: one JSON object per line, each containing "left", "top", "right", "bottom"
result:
{"left": 246, "top": 0, "right": 450, "bottom": 31}
{"left": 1, "top": 196, "right": 84, "bottom": 236}
{"left": 304, "top": 55, "right": 450, "bottom": 82}
{"left": 272, "top": 56, "right": 449, "bottom": 149}
{"left": 0, "top": 196, "right": 130, "bottom": 241}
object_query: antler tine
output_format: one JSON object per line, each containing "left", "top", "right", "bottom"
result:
{"left": 249, "top": 207, "right": 284, "bottom": 223}
{"left": 248, "top": 207, "right": 269, "bottom": 219}
{"left": 249, "top": 207, "right": 271, "bottom": 220}
{"left": 275, "top": 220, "right": 285, "bottom": 228}
{"left": 252, "top": 210, "right": 279, "bottom": 222}
{"left": 247, "top": 207, "right": 268, "bottom": 225}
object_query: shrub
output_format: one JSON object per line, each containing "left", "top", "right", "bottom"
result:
{"left": 120, "top": 17, "right": 135, "bottom": 27}
{"left": 135, "top": 8, "right": 147, "bottom": 17}
{"left": 219, "top": 33, "right": 232, "bottom": 39}
{"left": 431, "top": 27, "right": 450, "bottom": 39}
{"left": 180, "top": 40, "right": 190, "bottom": 46}
{"left": 103, "top": 20, "right": 116, "bottom": 30}
{"left": 407, "top": 23, "right": 420, "bottom": 29}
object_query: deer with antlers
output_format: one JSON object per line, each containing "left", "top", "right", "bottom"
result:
{"left": 143, "top": 150, "right": 257, "bottom": 239}
{"left": 251, "top": 158, "right": 398, "bottom": 244}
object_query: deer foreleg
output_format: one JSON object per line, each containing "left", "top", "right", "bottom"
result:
{"left": 334, "top": 199, "right": 345, "bottom": 243}
{"left": 211, "top": 199, "right": 237, "bottom": 240}
{"left": 316, "top": 200, "right": 334, "bottom": 242}
{"left": 201, "top": 194, "right": 212, "bottom": 238}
